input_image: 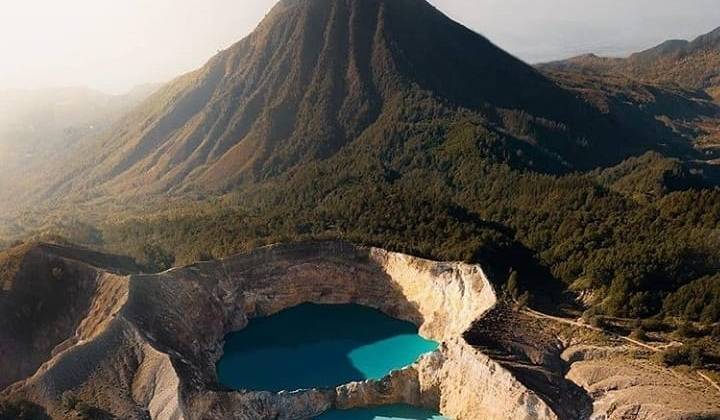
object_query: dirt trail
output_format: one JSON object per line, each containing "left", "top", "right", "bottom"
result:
{"left": 521, "top": 307, "right": 659, "bottom": 351}
{"left": 521, "top": 307, "right": 720, "bottom": 395}
{"left": 699, "top": 371, "right": 720, "bottom": 394}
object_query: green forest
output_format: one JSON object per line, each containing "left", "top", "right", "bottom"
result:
{"left": 2, "top": 95, "right": 719, "bottom": 327}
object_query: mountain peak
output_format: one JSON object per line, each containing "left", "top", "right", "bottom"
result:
{"left": 243, "top": 0, "right": 557, "bottom": 110}
{"left": 27, "top": 0, "right": 672, "bottom": 201}
{"left": 632, "top": 26, "right": 720, "bottom": 61}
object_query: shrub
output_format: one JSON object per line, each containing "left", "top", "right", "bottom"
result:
{"left": 581, "top": 308, "right": 595, "bottom": 321}
{"left": 711, "top": 324, "right": 720, "bottom": 339}
{"left": 514, "top": 291, "right": 531, "bottom": 310}
{"left": 629, "top": 327, "right": 648, "bottom": 342}
{"left": 652, "top": 344, "right": 704, "bottom": 368}
{"left": 139, "top": 243, "right": 175, "bottom": 272}
{"left": 60, "top": 392, "right": 79, "bottom": 412}
{"left": 673, "top": 322, "right": 696, "bottom": 339}
{"left": 588, "top": 315, "right": 605, "bottom": 328}
{"left": 0, "top": 399, "right": 49, "bottom": 420}
{"left": 58, "top": 393, "right": 106, "bottom": 420}
{"left": 505, "top": 270, "right": 519, "bottom": 300}
{"left": 75, "top": 402, "right": 94, "bottom": 420}
{"left": 641, "top": 318, "right": 668, "bottom": 332}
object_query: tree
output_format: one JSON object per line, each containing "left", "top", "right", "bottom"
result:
{"left": 674, "top": 322, "right": 695, "bottom": 339}
{"left": 514, "top": 291, "right": 531, "bottom": 310}
{"left": 629, "top": 327, "right": 648, "bottom": 342}
{"left": 506, "top": 270, "right": 520, "bottom": 300}
{"left": 652, "top": 344, "right": 704, "bottom": 368}
{"left": 140, "top": 243, "right": 174, "bottom": 272}
{"left": 711, "top": 324, "right": 720, "bottom": 339}
{"left": 61, "top": 392, "right": 79, "bottom": 413}
{"left": 0, "top": 400, "right": 50, "bottom": 420}
{"left": 588, "top": 315, "right": 605, "bottom": 329}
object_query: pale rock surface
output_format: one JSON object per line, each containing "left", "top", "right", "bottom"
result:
{"left": 417, "top": 339, "right": 559, "bottom": 420}
{"left": 565, "top": 355, "right": 720, "bottom": 420}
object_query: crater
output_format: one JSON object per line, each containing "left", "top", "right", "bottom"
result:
{"left": 4, "top": 241, "right": 560, "bottom": 420}
{"left": 217, "top": 303, "right": 439, "bottom": 392}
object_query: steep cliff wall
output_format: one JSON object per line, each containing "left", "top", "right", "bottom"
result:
{"left": 419, "top": 340, "right": 559, "bottom": 420}
{"left": 334, "top": 340, "right": 559, "bottom": 420}
{"left": 132, "top": 343, "right": 184, "bottom": 420}
{"left": 369, "top": 250, "right": 497, "bottom": 341}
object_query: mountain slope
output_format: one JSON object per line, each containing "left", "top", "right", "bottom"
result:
{"left": 32, "top": 0, "right": 696, "bottom": 201}
{"left": 0, "top": 0, "right": 718, "bottom": 352}
{"left": 0, "top": 86, "right": 157, "bottom": 165}
{"left": 0, "top": 86, "right": 157, "bottom": 213}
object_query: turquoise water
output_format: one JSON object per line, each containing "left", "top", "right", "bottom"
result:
{"left": 217, "top": 303, "right": 439, "bottom": 392}
{"left": 317, "top": 405, "right": 447, "bottom": 419}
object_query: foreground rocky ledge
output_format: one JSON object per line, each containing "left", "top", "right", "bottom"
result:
{"left": 1, "top": 241, "right": 718, "bottom": 419}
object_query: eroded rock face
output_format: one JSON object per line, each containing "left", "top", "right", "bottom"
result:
{"left": 0, "top": 244, "right": 133, "bottom": 391}
{"left": 369, "top": 250, "right": 497, "bottom": 342}
{"left": 334, "top": 339, "right": 560, "bottom": 420}
{"left": 119, "top": 241, "right": 552, "bottom": 420}
{"left": 464, "top": 305, "right": 720, "bottom": 420}
{"left": 420, "top": 340, "right": 559, "bottom": 420}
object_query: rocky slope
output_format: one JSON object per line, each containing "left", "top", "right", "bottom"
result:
{"left": 2, "top": 241, "right": 718, "bottom": 419}
{"left": 467, "top": 306, "right": 720, "bottom": 420}
{"left": 564, "top": 350, "right": 720, "bottom": 420}
{"left": 1, "top": 241, "right": 550, "bottom": 419}
{"left": 0, "top": 243, "right": 138, "bottom": 391}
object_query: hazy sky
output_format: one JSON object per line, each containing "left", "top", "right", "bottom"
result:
{"left": 1, "top": 0, "right": 719, "bottom": 94}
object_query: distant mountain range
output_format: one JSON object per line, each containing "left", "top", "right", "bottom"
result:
{"left": 539, "top": 26, "right": 720, "bottom": 101}
{"left": 0, "top": 85, "right": 157, "bottom": 161}
{"left": 539, "top": 26, "right": 720, "bottom": 161}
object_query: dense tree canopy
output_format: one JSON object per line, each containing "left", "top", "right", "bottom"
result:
{"left": 3, "top": 93, "right": 718, "bottom": 324}
{"left": 91, "top": 121, "right": 719, "bottom": 323}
